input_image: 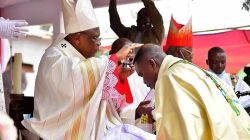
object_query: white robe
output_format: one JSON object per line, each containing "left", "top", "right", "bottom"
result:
{"left": 127, "top": 72, "right": 150, "bottom": 109}
{"left": 22, "top": 38, "right": 122, "bottom": 139}
{"left": 213, "top": 71, "right": 250, "bottom": 108}
{"left": 120, "top": 72, "right": 149, "bottom": 120}
{"left": 120, "top": 72, "right": 155, "bottom": 133}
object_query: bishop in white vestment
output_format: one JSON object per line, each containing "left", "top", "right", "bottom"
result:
{"left": 22, "top": 0, "right": 155, "bottom": 139}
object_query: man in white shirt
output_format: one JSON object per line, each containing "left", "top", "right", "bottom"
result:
{"left": 206, "top": 46, "right": 250, "bottom": 108}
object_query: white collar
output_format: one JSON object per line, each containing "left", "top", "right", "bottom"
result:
{"left": 208, "top": 69, "right": 226, "bottom": 77}
{"left": 55, "top": 39, "right": 86, "bottom": 60}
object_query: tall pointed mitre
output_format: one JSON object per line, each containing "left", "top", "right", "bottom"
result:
{"left": 61, "top": 0, "right": 98, "bottom": 34}
{"left": 163, "top": 16, "right": 192, "bottom": 52}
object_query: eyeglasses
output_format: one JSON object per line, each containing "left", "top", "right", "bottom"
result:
{"left": 179, "top": 48, "right": 193, "bottom": 60}
{"left": 90, "top": 36, "right": 101, "bottom": 46}
{"left": 91, "top": 36, "right": 102, "bottom": 42}
{"left": 81, "top": 33, "right": 102, "bottom": 45}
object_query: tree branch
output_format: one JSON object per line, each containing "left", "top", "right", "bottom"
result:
{"left": 242, "top": 0, "right": 250, "bottom": 11}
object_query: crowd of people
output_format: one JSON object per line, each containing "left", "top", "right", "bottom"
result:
{"left": 0, "top": 0, "right": 249, "bottom": 139}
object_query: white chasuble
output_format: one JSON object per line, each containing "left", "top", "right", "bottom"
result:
{"left": 22, "top": 39, "right": 122, "bottom": 140}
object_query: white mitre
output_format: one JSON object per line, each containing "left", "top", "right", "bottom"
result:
{"left": 61, "top": 0, "right": 98, "bottom": 34}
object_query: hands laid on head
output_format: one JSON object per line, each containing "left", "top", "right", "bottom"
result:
{"left": 116, "top": 43, "right": 142, "bottom": 60}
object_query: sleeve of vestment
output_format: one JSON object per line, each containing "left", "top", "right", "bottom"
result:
{"left": 103, "top": 55, "right": 133, "bottom": 112}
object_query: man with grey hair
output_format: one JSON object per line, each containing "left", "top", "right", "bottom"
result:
{"left": 134, "top": 44, "right": 250, "bottom": 139}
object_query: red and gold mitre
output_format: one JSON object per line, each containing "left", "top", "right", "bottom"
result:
{"left": 163, "top": 16, "right": 192, "bottom": 52}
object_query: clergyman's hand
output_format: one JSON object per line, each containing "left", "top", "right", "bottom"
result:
{"left": 116, "top": 43, "right": 142, "bottom": 61}
{"left": 136, "top": 101, "right": 154, "bottom": 117}
{"left": 136, "top": 100, "right": 154, "bottom": 122}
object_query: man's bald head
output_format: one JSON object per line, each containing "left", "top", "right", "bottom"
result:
{"left": 110, "top": 38, "right": 132, "bottom": 55}
{"left": 134, "top": 44, "right": 166, "bottom": 88}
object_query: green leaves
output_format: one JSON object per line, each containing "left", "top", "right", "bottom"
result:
{"left": 242, "top": 0, "right": 250, "bottom": 11}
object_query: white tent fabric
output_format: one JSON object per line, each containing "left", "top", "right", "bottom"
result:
{"left": 192, "top": 0, "right": 250, "bottom": 32}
